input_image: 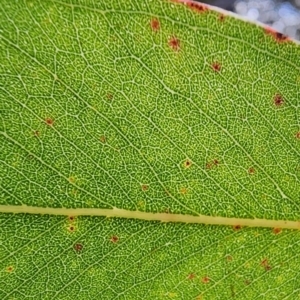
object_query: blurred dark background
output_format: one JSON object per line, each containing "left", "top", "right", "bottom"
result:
{"left": 200, "top": 0, "right": 300, "bottom": 40}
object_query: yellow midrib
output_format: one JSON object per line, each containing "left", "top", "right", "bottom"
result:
{"left": 0, "top": 204, "right": 299, "bottom": 230}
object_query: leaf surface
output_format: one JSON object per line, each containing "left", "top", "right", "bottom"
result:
{"left": 1, "top": 0, "right": 300, "bottom": 299}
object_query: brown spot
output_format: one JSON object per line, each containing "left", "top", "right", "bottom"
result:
{"left": 211, "top": 62, "right": 221, "bottom": 72}
{"left": 6, "top": 266, "right": 14, "bottom": 273}
{"left": 179, "top": 187, "right": 188, "bottom": 195}
{"left": 187, "top": 2, "right": 208, "bottom": 13}
{"left": 213, "top": 159, "right": 219, "bottom": 166}
{"left": 141, "top": 184, "right": 149, "bottom": 191}
{"left": 233, "top": 225, "right": 242, "bottom": 231}
{"left": 226, "top": 255, "right": 233, "bottom": 262}
{"left": 265, "top": 28, "right": 289, "bottom": 42}
{"left": 206, "top": 162, "right": 212, "bottom": 169}
{"left": 100, "top": 135, "right": 106, "bottom": 143}
{"left": 274, "top": 93, "right": 284, "bottom": 107}
{"left": 33, "top": 130, "right": 40, "bottom": 137}
{"left": 184, "top": 159, "right": 192, "bottom": 168}
{"left": 68, "top": 225, "right": 75, "bottom": 232}
{"left": 273, "top": 227, "right": 282, "bottom": 235}
{"left": 295, "top": 132, "right": 300, "bottom": 139}
{"left": 110, "top": 235, "right": 119, "bottom": 243}
{"left": 261, "top": 258, "right": 271, "bottom": 271}
{"left": 74, "top": 243, "right": 83, "bottom": 252}
{"left": 218, "top": 14, "right": 225, "bottom": 22}
{"left": 201, "top": 276, "right": 210, "bottom": 284}
{"left": 248, "top": 167, "right": 255, "bottom": 175}
{"left": 206, "top": 159, "right": 219, "bottom": 169}
{"left": 45, "top": 118, "right": 54, "bottom": 126}
{"left": 187, "top": 273, "right": 196, "bottom": 280}
{"left": 244, "top": 279, "right": 251, "bottom": 285}
{"left": 68, "top": 216, "right": 75, "bottom": 222}
{"left": 168, "top": 36, "right": 180, "bottom": 51}
{"left": 150, "top": 18, "right": 160, "bottom": 31}
{"left": 107, "top": 93, "right": 113, "bottom": 100}
{"left": 68, "top": 176, "right": 75, "bottom": 183}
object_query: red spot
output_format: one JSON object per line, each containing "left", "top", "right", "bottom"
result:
{"left": 248, "top": 167, "right": 255, "bottom": 175}
{"left": 150, "top": 18, "right": 160, "bottom": 31}
{"left": 45, "top": 118, "right": 54, "bottom": 126}
{"left": 168, "top": 36, "right": 180, "bottom": 51}
{"left": 100, "top": 135, "right": 106, "bottom": 143}
{"left": 274, "top": 93, "right": 284, "bottom": 107}
{"left": 295, "top": 132, "right": 300, "bottom": 139}
{"left": 233, "top": 225, "right": 241, "bottom": 231}
{"left": 187, "top": 273, "right": 196, "bottom": 280}
{"left": 265, "top": 27, "right": 289, "bottom": 42}
{"left": 273, "top": 227, "right": 282, "bottom": 235}
{"left": 187, "top": 2, "right": 207, "bottom": 13}
{"left": 211, "top": 62, "right": 221, "bottom": 72}
{"left": 261, "top": 258, "right": 271, "bottom": 271}
{"left": 141, "top": 184, "right": 149, "bottom": 191}
{"left": 74, "top": 243, "right": 83, "bottom": 252}
{"left": 110, "top": 235, "right": 119, "bottom": 243}
{"left": 201, "top": 276, "right": 210, "bottom": 284}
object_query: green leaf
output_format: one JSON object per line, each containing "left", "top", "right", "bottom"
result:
{"left": 1, "top": 0, "right": 300, "bottom": 299}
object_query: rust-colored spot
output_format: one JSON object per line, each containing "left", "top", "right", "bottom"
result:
{"left": 45, "top": 118, "right": 54, "bottom": 126}
{"left": 295, "top": 132, "right": 300, "bottom": 139}
{"left": 6, "top": 266, "right": 14, "bottom": 273}
{"left": 265, "top": 28, "right": 289, "bottom": 42}
{"left": 273, "top": 227, "right": 282, "bottom": 235}
{"left": 261, "top": 258, "right": 271, "bottom": 271}
{"left": 248, "top": 167, "right": 255, "bottom": 175}
{"left": 233, "top": 225, "right": 242, "bottom": 231}
{"left": 187, "top": 2, "right": 207, "bottom": 13}
{"left": 187, "top": 273, "right": 196, "bottom": 280}
{"left": 150, "top": 18, "right": 160, "bottom": 31}
{"left": 274, "top": 93, "right": 284, "bottom": 107}
{"left": 100, "top": 135, "right": 106, "bottom": 143}
{"left": 141, "top": 184, "right": 149, "bottom": 191}
{"left": 211, "top": 62, "right": 221, "bottom": 72}
{"left": 74, "top": 243, "right": 83, "bottom": 252}
{"left": 201, "top": 276, "right": 210, "bottom": 284}
{"left": 168, "top": 36, "right": 180, "bottom": 51}
{"left": 110, "top": 235, "right": 119, "bottom": 243}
